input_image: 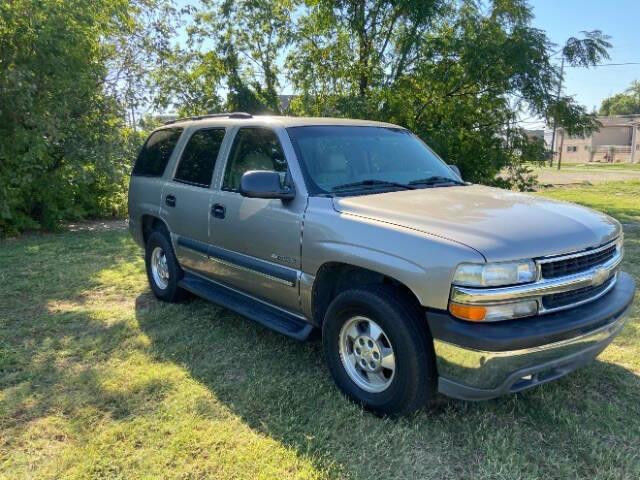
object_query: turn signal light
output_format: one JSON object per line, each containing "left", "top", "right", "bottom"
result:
{"left": 449, "top": 303, "right": 486, "bottom": 322}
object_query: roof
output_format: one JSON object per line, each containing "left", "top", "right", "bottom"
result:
{"left": 558, "top": 115, "right": 640, "bottom": 133}
{"left": 160, "top": 114, "right": 402, "bottom": 130}
{"left": 596, "top": 115, "right": 640, "bottom": 127}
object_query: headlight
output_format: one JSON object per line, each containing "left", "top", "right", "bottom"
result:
{"left": 453, "top": 260, "right": 536, "bottom": 287}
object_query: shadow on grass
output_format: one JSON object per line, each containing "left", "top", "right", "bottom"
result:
{"left": 2, "top": 226, "right": 639, "bottom": 478}
{"left": 135, "top": 293, "right": 640, "bottom": 479}
{"left": 1, "top": 230, "right": 177, "bottom": 434}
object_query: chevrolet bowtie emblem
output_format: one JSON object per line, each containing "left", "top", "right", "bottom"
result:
{"left": 591, "top": 267, "right": 609, "bottom": 287}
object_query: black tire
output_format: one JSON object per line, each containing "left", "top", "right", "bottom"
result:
{"left": 322, "top": 285, "right": 437, "bottom": 416}
{"left": 144, "top": 230, "right": 188, "bottom": 302}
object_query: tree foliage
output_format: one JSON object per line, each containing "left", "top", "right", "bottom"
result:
{"left": 284, "top": 0, "right": 607, "bottom": 183}
{"left": 599, "top": 80, "right": 640, "bottom": 116}
{"left": 0, "top": 0, "right": 172, "bottom": 235}
{"left": 156, "top": 0, "right": 295, "bottom": 115}
{"left": 0, "top": 0, "right": 613, "bottom": 234}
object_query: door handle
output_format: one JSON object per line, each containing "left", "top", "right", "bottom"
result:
{"left": 165, "top": 195, "right": 177, "bottom": 207}
{"left": 211, "top": 203, "right": 226, "bottom": 219}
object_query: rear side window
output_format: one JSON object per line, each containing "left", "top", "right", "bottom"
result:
{"left": 174, "top": 128, "right": 226, "bottom": 187}
{"left": 132, "top": 128, "right": 183, "bottom": 177}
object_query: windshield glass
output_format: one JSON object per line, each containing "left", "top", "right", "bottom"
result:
{"left": 286, "top": 126, "right": 460, "bottom": 195}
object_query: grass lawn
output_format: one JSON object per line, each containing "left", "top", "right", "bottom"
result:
{"left": 1, "top": 182, "right": 639, "bottom": 479}
{"left": 551, "top": 163, "right": 640, "bottom": 171}
{"left": 526, "top": 164, "right": 640, "bottom": 187}
{"left": 540, "top": 181, "right": 640, "bottom": 224}
{"left": 529, "top": 162, "right": 640, "bottom": 172}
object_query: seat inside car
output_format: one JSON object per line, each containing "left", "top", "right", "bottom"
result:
{"left": 315, "top": 152, "right": 349, "bottom": 187}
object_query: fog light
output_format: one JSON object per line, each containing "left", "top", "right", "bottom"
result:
{"left": 450, "top": 299, "right": 538, "bottom": 322}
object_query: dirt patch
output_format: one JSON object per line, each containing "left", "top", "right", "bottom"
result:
{"left": 65, "top": 219, "right": 128, "bottom": 232}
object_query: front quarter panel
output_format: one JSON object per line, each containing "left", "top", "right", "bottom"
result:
{"left": 301, "top": 197, "right": 485, "bottom": 316}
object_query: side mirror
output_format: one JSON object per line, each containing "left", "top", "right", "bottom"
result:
{"left": 448, "top": 164, "right": 462, "bottom": 179}
{"left": 240, "top": 170, "right": 295, "bottom": 200}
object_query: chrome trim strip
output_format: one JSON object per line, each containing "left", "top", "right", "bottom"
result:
{"left": 177, "top": 244, "right": 208, "bottom": 259}
{"left": 206, "top": 255, "right": 296, "bottom": 287}
{"left": 184, "top": 268, "right": 306, "bottom": 319}
{"left": 451, "top": 250, "right": 622, "bottom": 306}
{"left": 440, "top": 311, "right": 626, "bottom": 357}
{"left": 540, "top": 273, "right": 617, "bottom": 314}
{"left": 433, "top": 310, "right": 628, "bottom": 390}
{"left": 176, "top": 236, "right": 297, "bottom": 287}
{"left": 536, "top": 237, "right": 619, "bottom": 265}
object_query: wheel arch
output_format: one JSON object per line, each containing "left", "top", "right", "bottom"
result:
{"left": 141, "top": 214, "right": 170, "bottom": 245}
{"left": 310, "top": 262, "right": 424, "bottom": 326}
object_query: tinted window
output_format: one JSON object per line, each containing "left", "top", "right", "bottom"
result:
{"left": 174, "top": 128, "right": 225, "bottom": 187}
{"left": 222, "top": 128, "right": 288, "bottom": 191}
{"left": 132, "top": 128, "right": 183, "bottom": 177}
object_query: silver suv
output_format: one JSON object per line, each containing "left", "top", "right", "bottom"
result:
{"left": 128, "top": 113, "right": 636, "bottom": 415}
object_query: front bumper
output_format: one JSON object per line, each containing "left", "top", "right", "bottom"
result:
{"left": 427, "top": 272, "right": 636, "bottom": 401}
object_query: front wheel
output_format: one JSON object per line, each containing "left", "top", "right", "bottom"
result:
{"left": 322, "top": 285, "right": 437, "bottom": 416}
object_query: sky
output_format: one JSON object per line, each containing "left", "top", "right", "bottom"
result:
{"left": 528, "top": 0, "right": 639, "bottom": 111}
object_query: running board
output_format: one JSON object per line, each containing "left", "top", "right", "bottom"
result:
{"left": 178, "top": 272, "right": 314, "bottom": 341}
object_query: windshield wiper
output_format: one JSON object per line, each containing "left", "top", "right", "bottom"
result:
{"left": 332, "top": 179, "right": 416, "bottom": 192}
{"left": 408, "top": 176, "right": 464, "bottom": 186}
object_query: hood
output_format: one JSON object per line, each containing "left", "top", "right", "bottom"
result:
{"left": 332, "top": 185, "right": 621, "bottom": 262}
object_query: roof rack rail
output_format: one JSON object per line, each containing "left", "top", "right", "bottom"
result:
{"left": 164, "top": 112, "right": 252, "bottom": 125}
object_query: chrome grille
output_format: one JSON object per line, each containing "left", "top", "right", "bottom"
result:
{"left": 540, "top": 242, "right": 617, "bottom": 279}
{"left": 542, "top": 275, "right": 616, "bottom": 311}
{"left": 450, "top": 236, "right": 623, "bottom": 320}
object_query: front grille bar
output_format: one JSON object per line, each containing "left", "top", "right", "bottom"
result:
{"left": 450, "top": 245, "right": 622, "bottom": 313}
{"left": 537, "top": 239, "right": 619, "bottom": 279}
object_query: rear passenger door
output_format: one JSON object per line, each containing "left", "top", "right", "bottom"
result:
{"left": 207, "top": 127, "right": 305, "bottom": 313}
{"left": 161, "top": 127, "right": 226, "bottom": 278}
{"left": 128, "top": 127, "right": 183, "bottom": 245}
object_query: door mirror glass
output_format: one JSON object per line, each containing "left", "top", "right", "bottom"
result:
{"left": 240, "top": 170, "right": 295, "bottom": 200}
{"left": 448, "top": 164, "right": 462, "bottom": 179}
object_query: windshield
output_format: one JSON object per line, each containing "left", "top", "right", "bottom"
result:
{"left": 286, "top": 126, "right": 461, "bottom": 195}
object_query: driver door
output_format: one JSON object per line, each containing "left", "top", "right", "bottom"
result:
{"left": 207, "top": 127, "right": 305, "bottom": 313}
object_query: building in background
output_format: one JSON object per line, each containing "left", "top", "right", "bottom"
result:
{"left": 555, "top": 115, "right": 640, "bottom": 164}
{"left": 525, "top": 129, "right": 547, "bottom": 146}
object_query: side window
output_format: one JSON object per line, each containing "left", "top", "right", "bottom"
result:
{"left": 132, "top": 128, "right": 183, "bottom": 177}
{"left": 222, "top": 128, "right": 288, "bottom": 191}
{"left": 174, "top": 128, "right": 225, "bottom": 187}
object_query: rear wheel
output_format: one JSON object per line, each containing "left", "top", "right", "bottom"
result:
{"left": 145, "top": 230, "right": 188, "bottom": 302}
{"left": 322, "top": 285, "right": 436, "bottom": 415}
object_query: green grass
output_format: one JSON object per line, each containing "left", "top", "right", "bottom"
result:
{"left": 1, "top": 182, "right": 639, "bottom": 479}
{"left": 562, "top": 163, "right": 640, "bottom": 171}
{"left": 532, "top": 163, "right": 640, "bottom": 171}
{"left": 540, "top": 181, "right": 640, "bottom": 224}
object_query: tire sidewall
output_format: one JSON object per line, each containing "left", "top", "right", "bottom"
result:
{"left": 145, "top": 231, "right": 183, "bottom": 301}
{"left": 322, "top": 287, "right": 434, "bottom": 414}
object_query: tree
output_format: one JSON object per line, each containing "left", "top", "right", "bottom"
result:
{"left": 286, "top": 0, "right": 610, "bottom": 184}
{"left": 160, "top": 0, "right": 296, "bottom": 114}
{"left": 104, "top": 0, "right": 183, "bottom": 129}
{"left": 600, "top": 81, "right": 640, "bottom": 116}
{"left": 0, "top": 0, "right": 167, "bottom": 234}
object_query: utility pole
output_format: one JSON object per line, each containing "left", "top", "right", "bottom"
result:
{"left": 549, "top": 56, "right": 565, "bottom": 168}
